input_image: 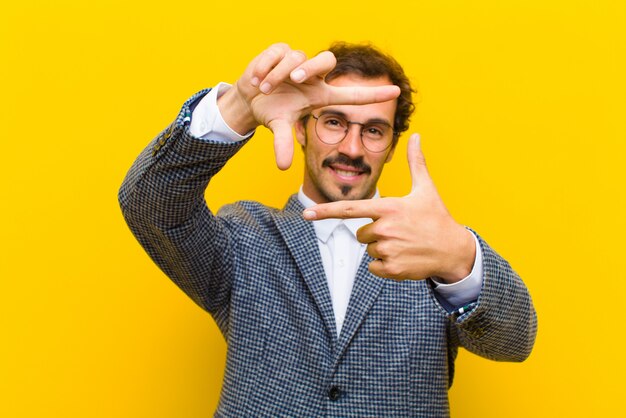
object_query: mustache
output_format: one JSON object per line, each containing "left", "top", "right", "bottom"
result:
{"left": 322, "top": 154, "right": 371, "bottom": 174}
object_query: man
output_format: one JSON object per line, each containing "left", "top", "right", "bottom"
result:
{"left": 119, "top": 42, "right": 536, "bottom": 417}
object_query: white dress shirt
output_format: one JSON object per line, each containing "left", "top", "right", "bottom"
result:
{"left": 190, "top": 83, "right": 484, "bottom": 335}
{"left": 297, "top": 188, "right": 372, "bottom": 334}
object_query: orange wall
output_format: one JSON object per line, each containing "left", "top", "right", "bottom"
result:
{"left": 1, "top": 1, "right": 624, "bottom": 416}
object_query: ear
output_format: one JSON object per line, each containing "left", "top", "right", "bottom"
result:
{"left": 295, "top": 119, "right": 307, "bottom": 147}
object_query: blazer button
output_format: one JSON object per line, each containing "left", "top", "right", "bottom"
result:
{"left": 164, "top": 123, "right": 175, "bottom": 139}
{"left": 328, "top": 386, "right": 342, "bottom": 401}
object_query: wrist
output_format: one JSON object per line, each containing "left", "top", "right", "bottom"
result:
{"left": 438, "top": 226, "right": 476, "bottom": 284}
{"left": 217, "top": 82, "right": 258, "bottom": 135}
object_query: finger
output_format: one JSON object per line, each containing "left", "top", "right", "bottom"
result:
{"left": 258, "top": 50, "right": 308, "bottom": 94}
{"left": 289, "top": 50, "right": 337, "bottom": 83}
{"left": 367, "top": 259, "right": 389, "bottom": 279}
{"left": 324, "top": 84, "right": 401, "bottom": 107}
{"left": 268, "top": 119, "right": 294, "bottom": 170}
{"left": 366, "top": 240, "right": 393, "bottom": 262}
{"left": 365, "top": 242, "right": 383, "bottom": 259}
{"left": 250, "top": 43, "right": 291, "bottom": 88}
{"left": 407, "top": 133, "right": 433, "bottom": 193}
{"left": 303, "top": 199, "right": 382, "bottom": 221}
{"left": 356, "top": 223, "right": 377, "bottom": 244}
{"left": 368, "top": 260, "right": 412, "bottom": 281}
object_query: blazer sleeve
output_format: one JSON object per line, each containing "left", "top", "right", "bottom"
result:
{"left": 448, "top": 234, "right": 538, "bottom": 362}
{"left": 118, "top": 90, "right": 248, "bottom": 334}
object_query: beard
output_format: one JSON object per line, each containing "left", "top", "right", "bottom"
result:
{"left": 302, "top": 130, "right": 386, "bottom": 203}
{"left": 320, "top": 154, "right": 372, "bottom": 198}
{"left": 304, "top": 153, "right": 376, "bottom": 202}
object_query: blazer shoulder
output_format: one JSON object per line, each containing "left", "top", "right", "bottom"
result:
{"left": 216, "top": 200, "right": 284, "bottom": 235}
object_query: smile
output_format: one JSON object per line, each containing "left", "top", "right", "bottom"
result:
{"left": 334, "top": 168, "right": 361, "bottom": 177}
{"left": 320, "top": 154, "right": 372, "bottom": 185}
{"left": 328, "top": 164, "right": 366, "bottom": 182}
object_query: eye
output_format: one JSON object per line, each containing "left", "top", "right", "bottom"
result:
{"left": 322, "top": 116, "right": 346, "bottom": 130}
{"left": 363, "top": 125, "right": 385, "bottom": 139}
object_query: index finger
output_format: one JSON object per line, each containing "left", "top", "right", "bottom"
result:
{"left": 303, "top": 199, "right": 383, "bottom": 221}
{"left": 289, "top": 50, "right": 337, "bottom": 83}
{"left": 324, "top": 84, "right": 401, "bottom": 107}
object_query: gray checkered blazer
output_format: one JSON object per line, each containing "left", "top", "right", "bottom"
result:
{"left": 119, "top": 91, "right": 537, "bottom": 418}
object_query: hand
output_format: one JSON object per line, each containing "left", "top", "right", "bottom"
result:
{"left": 217, "top": 43, "right": 401, "bottom": 170}
{"left": 302, "top": 134, "right": 476, "bottom": 282}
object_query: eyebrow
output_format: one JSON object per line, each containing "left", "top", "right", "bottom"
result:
{"left": 318, "top": 109, "right": 392, "bottom": 126}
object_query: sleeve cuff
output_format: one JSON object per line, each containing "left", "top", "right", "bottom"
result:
{"left": 189, "top": 82, "right": 255, "bottom": 142}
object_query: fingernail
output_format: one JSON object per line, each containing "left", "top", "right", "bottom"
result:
{"left": 303, "top": 210, "right": 316, "bottom": 220}
{"left": 251, "top": 77, "right": 260, "bottom": 87}
{"left": 291, "top": 69, "right": 305, "bottom": 82}
{"left": 260, "top": 82, "right": 272, "bottom": 94}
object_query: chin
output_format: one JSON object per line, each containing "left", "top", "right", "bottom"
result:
{"left": 327, "top": 185, "right": 372, "bottom": 202}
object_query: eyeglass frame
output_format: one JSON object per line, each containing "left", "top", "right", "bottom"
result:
{"left": 308, "top": 112, "right": 398, "bottom": 153}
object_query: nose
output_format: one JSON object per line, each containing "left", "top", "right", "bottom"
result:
{"left": 336, "top": 124, "right": 365, "bottom": 159}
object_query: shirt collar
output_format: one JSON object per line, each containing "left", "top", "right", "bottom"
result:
{"left": 297, "top": 186, "right": 378, "bottom": 243}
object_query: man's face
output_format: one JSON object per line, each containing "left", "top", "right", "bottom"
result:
{"left": 295, "top": 74, "right": 398, "bottom": 203}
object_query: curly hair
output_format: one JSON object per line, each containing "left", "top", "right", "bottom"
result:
{"left": 325, "top": 42, "right": 415, "bottom": 147}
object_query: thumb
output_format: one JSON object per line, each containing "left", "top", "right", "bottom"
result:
{"left": 268, "top": 119, "right": 295, "bottom": 170}
{"left": 407, "top": 133, "right": 432, "bottom": 193}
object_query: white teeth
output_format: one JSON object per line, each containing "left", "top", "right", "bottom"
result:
{"left": 335, "top": 169, "right": 359, "bottom": 177}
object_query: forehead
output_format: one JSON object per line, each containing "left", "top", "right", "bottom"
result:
{"left": 320, "top": 74, "right": 397, "bottom": 122}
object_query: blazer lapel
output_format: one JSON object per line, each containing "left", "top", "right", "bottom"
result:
{"left": 334, "top": 253, "right": 385, "bottom": 362}
{"left": 273, "top": 195, "right": 338, "bottom": 343}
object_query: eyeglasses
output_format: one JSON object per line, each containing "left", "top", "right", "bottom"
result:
{"left": 310, "top": 113, "right": 396, "bottom": 153}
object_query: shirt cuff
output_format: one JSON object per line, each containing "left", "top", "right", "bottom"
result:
{"left": 431, "top": 231, "right": 483, "bottom": 307}
{"left": 189, "top": 82, "right": 255, "bottom": 142}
